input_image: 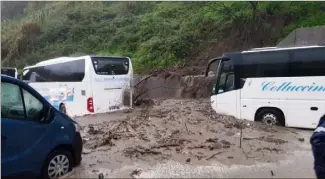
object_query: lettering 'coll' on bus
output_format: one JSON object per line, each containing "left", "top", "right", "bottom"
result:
{"left": 23, "top": 55, "right": 133, "bottom": 117}
{"left": 261, "top": 82, "right": 325, "bottom": 92}
{"left": 205, "top": 45, "right": 325, "bottom": 129}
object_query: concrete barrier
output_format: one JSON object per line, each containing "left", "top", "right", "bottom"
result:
{"left": 277, "top": 25, "right": 325, "bottom": 47}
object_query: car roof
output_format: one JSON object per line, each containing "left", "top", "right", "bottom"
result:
{"left": 1, "top": 75, "right": 52, "bottom": 105}
{"left": 1, "top": 74, "right": 22, "bottom": 84}
{"left": 1, "top": 67, "right": 17, "bottom": 70}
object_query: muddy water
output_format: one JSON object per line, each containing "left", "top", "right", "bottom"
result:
{"left": 69, "top": 99, "right": 314, "bottom": 178}
{"left": 133, "top": 74, "right": 216, "bottom": 99}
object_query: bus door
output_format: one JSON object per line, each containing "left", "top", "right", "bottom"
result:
{"left": 91, "top": 57, "right": 131, "bottom": 114}
{"left": 213, "top": 61, "right": 240, "bottom": 118}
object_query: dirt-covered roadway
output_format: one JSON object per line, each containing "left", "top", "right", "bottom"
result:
{"left": 65, "top": 99, "right": 314, "bottom": 178}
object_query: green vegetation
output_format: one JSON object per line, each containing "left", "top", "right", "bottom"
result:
{"left": 2, "top": 1, "right": 325, "bottom": 73}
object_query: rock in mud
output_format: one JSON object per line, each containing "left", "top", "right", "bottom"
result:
{"left": 208, "top": 143, "right": 222, "bottom": 150}
{"left": 263, "top": 137, "right": 287, "bottom": 144}
{"left": 172, "top": 129, "right": 180, "bottom": 134}
{"left": 186, "top": 158, "right": 191, "bottom": 163}
{"left": 82, "top": 148, "right": 94, "bottom": 154}
{"left": 88, "top": 125, "right": 104, "bottom": 135}
{"left": 224, "top": 123, "right": 233, "bottom": 129}
{"left": 206, "top": 138, "right": 218, "bottom": 143}
{"left": 220, "top": 140, "right": 231, "bottom": 146}
{"left": 130, "top": 169, "right": 142, "bottom": 177}
{"left": 298, "top": 138, "right": 305, "bottom": 142}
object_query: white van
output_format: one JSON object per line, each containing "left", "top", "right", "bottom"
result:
{"left": 23, "top": 55, "right": 133, "bottom": 117}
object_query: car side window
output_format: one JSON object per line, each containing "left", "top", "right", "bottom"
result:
{"left": 1, "top": 82, "right": 25, "bottom": 120}
{"left": 22, "top": 89, "right": 44, "bottom": 120}
{"left": 1, "top": 82, "right": 45, "bottom": 122}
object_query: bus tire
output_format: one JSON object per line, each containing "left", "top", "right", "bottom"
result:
{"left": 256, "top": 108, "right": 285, "bottom": 126}
{"left": 59, "top": 104, "right": 67, "bottom": 114}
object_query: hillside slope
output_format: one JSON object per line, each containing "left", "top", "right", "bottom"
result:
{"left": 1, "top": 1, "right": 325, "bottom": 74}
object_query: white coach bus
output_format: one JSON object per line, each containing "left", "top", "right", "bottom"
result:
{"left": 205, "top": 45, "right": 325, "bottom": 129}
{"left": 23, "top": 55, "right": 133, "bottom": 117}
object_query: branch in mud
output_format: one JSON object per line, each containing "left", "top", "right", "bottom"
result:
{"left": 239, "top": 121, "right": 247, "bottom": 148}
{"left": 133, "top": 69, "right": 176, "bottom": 105}
{"left": 133, "top": 69, "right": 167, "bottom": 88}
{"left": 123, "top": 146, "right": 162, "bottom": 158}
{"left": 206, "top": 151, "right": 223, "bottom": 160}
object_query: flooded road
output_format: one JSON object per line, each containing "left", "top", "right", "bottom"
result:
{"left": 68, "top": 99, "right": 314, "bottom": 178}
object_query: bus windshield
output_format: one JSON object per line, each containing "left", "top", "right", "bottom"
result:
{"left": 91, "top": 57, "right": 129, "bottom": 75}
{"left": 216, "top": 61, "right": 234, "bottom": 94}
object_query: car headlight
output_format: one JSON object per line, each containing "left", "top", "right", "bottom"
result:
{"left": 74, "top": 122, "right": 81, "bottom": 133}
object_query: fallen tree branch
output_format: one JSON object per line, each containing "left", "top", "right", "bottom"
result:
{"left": 206, "top": 151, "right": 223, "bottom": 160}
{"left": 151, "top": 143, "right": 180, "bottom": 149}
{"left": 133, "top": 70, "right": 166, "bottom": 88}
{"left": 123, "top": 146, "right": 162, "bottom": 157}
{"left": 185, "top": 122, "right": 190, "bottom": 135}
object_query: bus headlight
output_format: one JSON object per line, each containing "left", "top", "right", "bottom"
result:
{"left": 74, "top": 122, "right": 81, "bottom": 133}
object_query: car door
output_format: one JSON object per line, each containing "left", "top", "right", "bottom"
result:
{"left": 1, "top": 81, "right": 51, "bottom": 177}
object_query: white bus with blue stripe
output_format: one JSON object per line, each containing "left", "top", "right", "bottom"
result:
{"left": 205, "top": 45, "right": 325, "bottom": 129}
{"left": 23, "top": 55, "right": 133, "bottom": 117}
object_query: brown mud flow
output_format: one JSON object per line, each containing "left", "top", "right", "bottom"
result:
{"left": 133, "top": 73, "right": 216, "bottom": 100}
{"left": 69, "top": 99, "right": 311, "bottom": 178}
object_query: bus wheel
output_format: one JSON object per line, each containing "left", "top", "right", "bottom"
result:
{"left": 256, "top": 108, "right": 284, "bottom": 126}
{"left": 60, "top": 104, "right": 67, "bottom": 114}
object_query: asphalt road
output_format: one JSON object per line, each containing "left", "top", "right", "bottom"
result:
{"left": 136, "top": 150, "right": 315, "bottom": 178}
{"left": 136, "top": 130, "right": 315, "bottom": 178}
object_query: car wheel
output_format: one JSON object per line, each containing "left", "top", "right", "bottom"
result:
{"left": 60, "top": 104, "right": 66, "bottom": 114}
{"left": 257, "top": 109, "right": 284, "bottom": 126}
{"left": 42, "top": 150, "right": 73, "bottom": 179}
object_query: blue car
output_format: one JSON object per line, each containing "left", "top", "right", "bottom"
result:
{"left": 1, "top": 75, "right": 83, "bottom": 179}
